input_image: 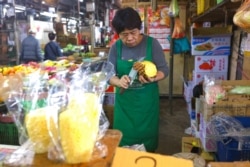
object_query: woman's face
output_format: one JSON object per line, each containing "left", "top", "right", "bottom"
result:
{"left": 119, "top": 28, "right": 142, "bottom": 47}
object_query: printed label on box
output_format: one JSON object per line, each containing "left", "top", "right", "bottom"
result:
{"left": 192, "top": 36, "right": 231, "bottom": 56}
{"left": 194, "top": 55, "right": 228, "bottom": 72}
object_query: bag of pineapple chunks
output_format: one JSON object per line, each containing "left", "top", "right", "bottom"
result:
{"left": 46, "top": 60, "right": 115, "bottom": 164}
{"left": 3, "top": 61, "right": 115, "bottom": 165}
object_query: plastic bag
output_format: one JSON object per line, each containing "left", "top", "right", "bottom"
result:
{"left": 233, "top": 0, "right": 250, "bottom": 30}
{"left": 168, "top": 0, "right": 179, "bottom": 17}
{"left": 2, "top": 60, "right": 115, "bottom": 165}
{"left": 167, "top": 35, "right": 190, "bottom": 54}
{"left": 207, "top": 113, "right": 250, "bottom": 147}
{"left": 203, "top": 75, "right": 226, "bottom": 105}
{"left": 172, "top": 17, "right": 185, "bottom": 39}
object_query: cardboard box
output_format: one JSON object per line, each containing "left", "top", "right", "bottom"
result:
{"left": 182, "top": 136, "right": 215, "bottom": 161}
{"left": 194, "top": 55, "right": 228, "bottom": 72}
{"left": 192, "top": 70, "right": 228, "bottom": 86}
{"left": 242, "top": 51, "right": 250, "bottom": 80}
{"left": 208, "top": 161, "right": 250, "bottom": 167}
{"left": 182, "top": 136, "right": 201, "bottom": 153}
{"left": 112, "top": 147, "right": 193, "bottom": 167}
{"left": 191, "top": 26, "right": 232, "bottom": 56}
{"left": 200, "top": 95, "right": 250, "bottom": 121}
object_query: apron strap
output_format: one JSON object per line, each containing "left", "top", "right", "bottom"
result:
{"left": 116, "top": 39, "right": 122, "bottom": 59}
{"left": 146, "top": 36, "right": 153, "bottom": 59}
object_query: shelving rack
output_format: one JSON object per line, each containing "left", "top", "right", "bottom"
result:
{"left": 191, "top": 0, "right": 242, "bottom": 25}
{"left": 0, "top": 1, "right": 18, "bottom": 66}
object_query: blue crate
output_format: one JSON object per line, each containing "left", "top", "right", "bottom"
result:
{"left": 216, "top": 116, "right": 250, "bottom": 162}
{"left": 216, "top": 138, "right": 250, "bottom": 162}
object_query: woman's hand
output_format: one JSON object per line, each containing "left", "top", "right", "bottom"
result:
{"left": 119, "top": 75, "right": 131, "bottom": 89}
{"left": 109, "top": 75, "right": 131, "bottom": 89}
{"left": 138, "top": 75, "right": 155, "bottom": 84}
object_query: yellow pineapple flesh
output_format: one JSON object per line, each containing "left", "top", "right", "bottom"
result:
{"left": 25, "top": 106, "right": 58, "bottom": 153}
{"left": 59, "top": 93, "right": 101, "bottom": 164}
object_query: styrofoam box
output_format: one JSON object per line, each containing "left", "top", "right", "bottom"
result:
{"left": 194, "top": 55, "right": 228, "bottom": 72}
{"left": 192, "top": 70, "right": 227, "bottom": 86}
{"left": 183, "top": 81, "right": 193, "bottom": 103}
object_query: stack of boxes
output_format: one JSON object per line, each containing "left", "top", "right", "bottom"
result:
{"left": 191, "top": 26, "right": 232, "bottom": 87}
{"left": 184, "top": 25, "right": 235, "bottom": 153}
{"left": 186, "top": 26, "right": 232, "bottom": 137}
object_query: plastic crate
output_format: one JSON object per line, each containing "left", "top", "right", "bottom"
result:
{"left": 216, "top": 138, "right": 250, "bottom": 162}
{"left": 216, "top": 116, "right": 250, "bottom": 161}
{"left": 0, "top": 122, "right": 19, "bottom": 145}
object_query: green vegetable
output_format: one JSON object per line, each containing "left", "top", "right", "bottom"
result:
{"left": 229, "top": 86, "right": 250, "bottom": 94}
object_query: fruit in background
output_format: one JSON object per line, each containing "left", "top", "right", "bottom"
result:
{"left": 59, "top": 93, "right": 101, "bottom": 164}
{"left": 141, "top": 60, "right": 157, "bottom": 77}
{"left": 84, "top": 52, "right": 96, "bottom": 58}
{"left": 43, "top": 60, "right": 56, "bottom": 67}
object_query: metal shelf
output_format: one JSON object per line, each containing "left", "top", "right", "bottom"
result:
{"left": 191, "top": 0, "right": 242, "bottom": 23}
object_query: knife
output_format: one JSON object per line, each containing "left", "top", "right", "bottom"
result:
{"left": 120, "top": 57, "right": 144, "bottom": 94}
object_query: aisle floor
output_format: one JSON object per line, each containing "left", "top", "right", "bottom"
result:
{"left": 156, "top": 97, "right": 190, "bottom": 155}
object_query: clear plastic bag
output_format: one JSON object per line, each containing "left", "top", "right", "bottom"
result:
{"left": 2, "top": 60, "right": 115, "bottom": 165}
{"left": 203, "top": 75, "right": 226, "bottom": 105}
{"left": 207, "top": 113, "right": 250, "bottom": 143}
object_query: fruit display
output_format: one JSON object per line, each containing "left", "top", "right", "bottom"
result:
{"left": 1, "top": 60, "right": 113, "bottom": 165}
{"left": 0, "top": 62, "right": 40, "bottom": 76}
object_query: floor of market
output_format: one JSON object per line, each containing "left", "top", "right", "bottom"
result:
{"left": 156, "top": 97, "right": 190, "bottom": 155}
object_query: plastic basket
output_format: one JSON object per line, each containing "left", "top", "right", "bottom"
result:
{"left": 216, "top": 138, "right": 250, "bottom": 162}
{"left": 216, "top": 116, "right": 250, "bottom": 161}
{"left": 0, "top": 122, "right": 19, "bottom": 145}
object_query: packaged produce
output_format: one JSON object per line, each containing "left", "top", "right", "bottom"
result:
{"left": 1, "top": 60, "right": 115, "bottom": 165}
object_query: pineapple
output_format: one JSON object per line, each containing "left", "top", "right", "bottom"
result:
{"left": 25, "top": 106, "right": 58, "bottom": 153}
{"left": 59, "top": 93, "right": 101, "bottom": 164}
{"left": 141, "top": 60, "right": 157, "bottom": 78}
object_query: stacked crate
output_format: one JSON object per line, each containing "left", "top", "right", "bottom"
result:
{"left": 198, "top": 80, "right": 250, "bottom": 161}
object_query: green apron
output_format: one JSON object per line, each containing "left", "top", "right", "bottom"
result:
{"left": 113, "top": 37, "right": 160, "bottom": 152}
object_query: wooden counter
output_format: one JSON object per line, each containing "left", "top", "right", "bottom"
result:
{"left": 3, "top": 129, "right": 122, "bottom": 167}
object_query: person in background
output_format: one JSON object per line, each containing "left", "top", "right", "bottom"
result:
{"left": 44, "top": 32, "right": 63, "bottom": 61}
{"left": 107, "top": 7, "right": 169, "bottom": 152}
{"left": 19, "top": 28, "right": 43, "bottom": 64}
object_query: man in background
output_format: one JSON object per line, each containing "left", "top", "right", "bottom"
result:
{"left": 19, "top": 29, "right": 43, "bottom": 64}
{"left": 44, "top": 32, "right": 63, "bottom": 61}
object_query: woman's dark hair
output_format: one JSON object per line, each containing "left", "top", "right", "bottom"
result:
{"left": 48, "top": 32, "right": 56, "bottom": 40}
{"left": 111, "top": 7, "right": 142, "bottom": 34}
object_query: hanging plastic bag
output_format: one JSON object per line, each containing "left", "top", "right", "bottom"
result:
{"left": 172, "top": 16, "right": 185, "bottom": 39}
{"left": 167, "top": 35, "right": 191, "bottom": 54}
{"left": 168, "top": 0, "right": 179, "bottom": 17}
{"left": 233, "top": 0, "right": 250, "bottom": 30}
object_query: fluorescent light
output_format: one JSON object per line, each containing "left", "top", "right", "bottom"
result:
{"left": 15, "top": 5, "right": 26, "bottom": 11}
{"left": 40, "top": 11, "right": 57, "bottom": 17}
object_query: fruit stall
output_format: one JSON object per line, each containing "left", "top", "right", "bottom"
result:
{"left": 0, "top": 55, "right": 119, "bottom": 165}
